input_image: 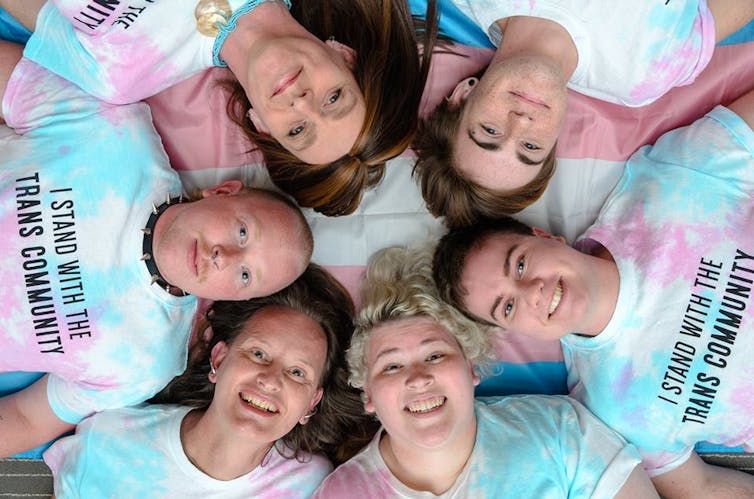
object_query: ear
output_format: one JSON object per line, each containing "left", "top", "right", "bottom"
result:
{"left": 363, "top": 386, "right": 375, "bottom": 414}
{"left": 325, "top": 39, "right": 357, "bottom": 70}
{"left": 299, "top": 388, "right": 324, "bottom": 425}
{"left": 209, "top": 340, "right": 230, "bottom": 379}
{"left": 247, "top": 107, "right": 269, "bottom": 134}
{"left": 447, "top": 77, "right": 478, "bottom": 106}
{"left": 201, "top": 179, "right": 244, "bottom": 199}
{"left": 531, "top": 226, "right": 567, "bottom": 244}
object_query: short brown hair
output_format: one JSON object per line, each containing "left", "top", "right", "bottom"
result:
{"left": 433, "top": 217, "right": 534, "bottom": 324}
{"left": 412, "top": 98, "right": 557, "bottom": 229}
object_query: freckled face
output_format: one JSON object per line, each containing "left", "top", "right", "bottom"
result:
{"left": 453, "top": 54, "right": 567, "bottom": 192}
{"left": 244, "top": 36, "right": 366, "bottom": 164}
{"left": 152, "top": 192, "right": 308, "bottom": 300}
{"left": 363, "top": 317, "right": 479, "bottom": 450}
{"left": 209, "top": 306, "right": 327, "bottom": 440}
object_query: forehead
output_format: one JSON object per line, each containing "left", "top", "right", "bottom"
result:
{"left": 366, "top": 317, "right": 460, "bottom": 362}
{"left": 237, "top": 306, "right": 327, "bottom": 363}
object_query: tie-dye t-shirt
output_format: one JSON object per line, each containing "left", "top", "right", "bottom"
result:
{"left": 1, "top": 58, "right": 197, "bottom": 424}
{"left": 22, "top": 0, "right": 288, "bottom": 104}
{"left": 313, "top": 395, "right": 640, "bottom": 498}
{"left": 449, "top": 0, "right": 715, "bottom": 107}
{"left": 562, "top": 105, "right": 754, "bottom": 476}
{"left": 44, "top": 404, "right": 332, "bottom": 498}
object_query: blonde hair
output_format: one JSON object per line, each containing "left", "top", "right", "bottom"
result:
{"left": 347, "top": 244, "right": 494, "bottom": 389}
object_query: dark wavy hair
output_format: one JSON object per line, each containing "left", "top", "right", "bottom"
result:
{"left": 432, "top": 216, "right": 534, "bottom": 324}
{"left": 225, "top": 0, "right": 440, "bottom": 216}
{"left": 413, "top": 89, "right": 557, "bottom": 229}
{"left": 151, "top": 263, "right": 377, "bottom": 464}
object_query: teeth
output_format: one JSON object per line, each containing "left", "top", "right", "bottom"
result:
{"left": 549, "top": 280, "right": 562, "bottom": 316}
{"left": 240, "top": 393, "right": 277, "bottom": 413}
{"left": 407, "top": 396, "right": 445, "bottom": 413}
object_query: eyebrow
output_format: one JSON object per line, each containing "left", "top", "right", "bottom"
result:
{"left": 289, "top": 91, "right": 357, "bottom": 152}
{"left": 372, "top": 337, "right": 451, "bottom": 363}
{"left": 488, "top": 243, "right": 519, "bottom": 321}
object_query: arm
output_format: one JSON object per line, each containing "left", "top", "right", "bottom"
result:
{"left": 727, "top": 87, "right": 754, "bottom": 131}
{"left": 613, "top": 465, "right": 659, "bottom": 498}
{"left": 651, "top": 451, "right": 754, "bottom": 499}
{"left": 0, "top": 375, "right": 75, "bottom": 458}
{"left": 0, "top": 39, "right": 23, "bottom": 123}
{"left": 707, "top": 0, "right": 754, "bottom": 43}
{"left": 0, "top": 0, "right": 45, "bottom": 31}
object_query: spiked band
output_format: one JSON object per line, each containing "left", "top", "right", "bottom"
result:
{"left": 141, "top": 193, "right": 187, "bottom": 295}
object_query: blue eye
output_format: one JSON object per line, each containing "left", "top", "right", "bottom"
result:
{"left": 523, "top": 142, "right": 540, "bottom": 151}
{"left": 252, "top": 349, "right": 264, "bottom": 360}
{"left": 327, "top": 89, "right": 342, "bottom": 105}
{"left": 289, "top": 124, "right": 305, "bottom": 136}
{"left": 504, "top": 300, "right": 514, "bottom": 318}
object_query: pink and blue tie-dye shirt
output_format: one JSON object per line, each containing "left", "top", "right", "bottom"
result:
{"left": 563, "top": 104, "right": 754, "bottom": 476}
{"left": 44, "top": 404, "right": 332, "bottom": 497}
{"left": 1, "top": 58, "right": 197, "bottom": 424}
{"left": 449, "top": 0, "right": 716, "bottom": 107}
{"left": 22, "top": 0, "right": 288, "bottom": 104}
{"left": 313, "top": 395, "right": 641, "bottom": 498}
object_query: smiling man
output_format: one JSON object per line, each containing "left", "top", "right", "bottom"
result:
{"left": 433, "top": 87, "right": 754, "bottom": 498}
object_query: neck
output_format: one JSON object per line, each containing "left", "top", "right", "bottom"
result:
{"left": 496, "top": 16, "right": 578, "bottom": 80}
{"left": 584, "top": 245, "right": 620, "bottom": 337}
{"left": 220, "top": 1, "right": 309, "bottom": 90}
{"left": 180, "top": 408, "right": 273, "bottom": 481}
{"left": 379, "top": 420, "right": 477, "bottom": 495}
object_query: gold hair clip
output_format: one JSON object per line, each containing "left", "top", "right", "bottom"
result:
{"left": 195, "top": 0, "right": 232, "bottom": 37}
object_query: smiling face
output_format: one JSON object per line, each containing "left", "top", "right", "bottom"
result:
{"left": 209, "top": 305, "right": 327, "bottom": 440}
{"left": 452, "top": 54, "right": 568, "bottom": 192}
{"left": 460, "top": 231, "right": 614, "bottom": 339}
{"left": 244, "top": 36, "right": 366, "bottom": 164}
{"left": 152, "top": 182, "right": 310, "bottom": 301}
{"left": 363, "top": 316, "right": 479, "bottom": 451}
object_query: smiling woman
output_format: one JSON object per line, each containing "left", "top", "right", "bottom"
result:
{"left": 42, "top": 264, "right": 375, "bottom": 497}
{"left": 1, "top": 0, "right": 440, "bottom": 216}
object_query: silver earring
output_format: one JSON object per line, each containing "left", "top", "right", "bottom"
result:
{"left": 328, "top": 35, "right": 335, "bottom": 42}
{"left": 303, "top": 408, "right": 318, "bottom": 420}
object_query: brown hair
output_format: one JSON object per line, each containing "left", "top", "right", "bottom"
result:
{"left": 151, "top": 263, "right": 377, "bottom": 464}
{"left": 432, "top": 217, "right": 534, "bottom": 324}
{"left": 225, "top": 0, "right": 441, "bottom": 216}
{"left": 412, "top": 97, "right": 557, "bottom": 229}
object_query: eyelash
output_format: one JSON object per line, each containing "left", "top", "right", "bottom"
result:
{"left": 289, "top": 124, "right": 305, "bottom": 137}
{"left": 502, "top": 257, "right": 526, "bottom": 318}
{"left": 326, "top": 88, "right": 342, "bottom": 105}
{"left": 483, "top": 125, "right": 498, "bottom": 135}
{"left": 523, "top": 141, "right": 541, "bottom": 151}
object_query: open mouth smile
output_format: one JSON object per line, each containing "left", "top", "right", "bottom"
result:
{"left": 549, "top": 279, "right": 563, "bottom": 317}
{"left": 406, "top": 396, "right": 446, "bottom": 414}
{"left": 240, "top": 392, "right": 278, "bottom": 413}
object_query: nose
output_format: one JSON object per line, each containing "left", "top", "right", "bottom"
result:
{"left": 209, "top": 245, "right": 238, "bottom": 271}
{"left": 405, "top": 364, "right": 433, "bottom": 390}
{"left": 256, "top": 369, "right": 282, "bottom": 393}
{"left": 288, "top": 85, "right": 314, "bottom": 110}
{"left": 519, "top": 278, "right": 544, "bottom": 308}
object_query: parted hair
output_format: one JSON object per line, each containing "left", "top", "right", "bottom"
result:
{"left": 151, "top": 263, "right": 376, "bottom": 464}
{"left": 432, "top": 216, "right": 534, "bottom": 324}
{"left": 412, "top": 94, "right": 557, "bottom": 229}
{"left": 226, "top": 0, "right": 441, "bottom": 216}
{"left": 347, "top": 245, "right": 494, "bottom": 390}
